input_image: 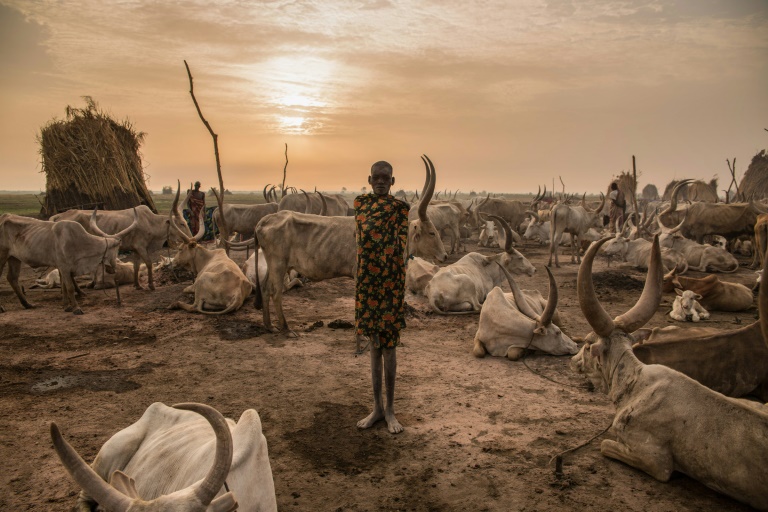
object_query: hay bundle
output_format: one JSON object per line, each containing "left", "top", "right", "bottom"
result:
{"left": 38, "top": 97, "right": 156, "bottom": 218}
{"left": 662, "top": 178, "right": 718, "bottom": 202}
{"left": 615, "top": 171, "right": 636, "bottom": 202}
{"left": 737, "top": 150, "right": 768, "bottom": 201}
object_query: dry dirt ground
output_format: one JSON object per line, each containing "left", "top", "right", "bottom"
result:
{"left": 0, "top": 239, "right": 761, "bottom": 511}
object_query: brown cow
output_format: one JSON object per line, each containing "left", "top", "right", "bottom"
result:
{"left": 661, "top": 267, "right": 753, "bottom": 312}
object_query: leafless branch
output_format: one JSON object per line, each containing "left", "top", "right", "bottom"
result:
{"left": 281, "top": 143, "right": 289, "bottom": 198}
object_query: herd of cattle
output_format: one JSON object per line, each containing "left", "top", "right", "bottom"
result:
{"left": 2, "top": 157, "right": 768, "bottom": 510}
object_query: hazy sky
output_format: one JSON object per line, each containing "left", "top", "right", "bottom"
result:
{"left": 1, "top": 0, "right": 767, "bottom": 195}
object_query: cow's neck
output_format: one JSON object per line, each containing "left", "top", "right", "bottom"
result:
{"left": 190, "top": 247, "right": 216, "bottom": 275}
{"left": 602, "top": 336, "right": 643, "bottom": 405}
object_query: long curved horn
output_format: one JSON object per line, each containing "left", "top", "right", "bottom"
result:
{"left": 418, "top": 155, "right": 436, "bottom": 221}
{"left": 113, "top": 208, "right": 140, "bottom": 239}
{"left": 262, "top": 184, "right": 271, "bottom": 202}
{"left": 580, "top": 192, "right": 588, "bottom": 211}
{"left": 301, "top": 189, "right": 311, "bottom": 214}
{"left": 169, "top": 208, "right": 192, "bottom": 244}
{"left": 577, "top": 237, "right": 616, "bottom": 337}
{"left": 657, "top": 209, "right": 687, "bottom": 234}
{"left": 479, "top": 193, "right": 491, "bottom": 207}
{"left": 269, "top": 186, "right": 278, "bottom": 203}
{"left": 534, "top": 185, "right": 542, "bottom": 203}
{"left": 172, "top": 180, "right": 183, "bottom": 215}
{"left": 539, "top": 266, "right": 558, "bottom": 327}
{"left": 172, "top": 403, "right": 234, "bottom": 507}
{"left": 525, "top": 210, "right": 540, "bottom": 223}
{"left": 662, "top": 179, "right": 693, "bottom": 215}
{"left": 193, "top": 208, "right": 206, "bottom": 241}
{"left": 453, "top": 189, "right": 459, "bottom": 199}
{"left": 89, "top": 207, "right": 110, "bottom": 237}
{"left": 614, "top": 235, "right": 663, "bottom": 332}
{"left": 497, "top": 262, "right": 540, "bottom": 321}
{"left": 489, "top": 215, "right": 514, "bottom": 253}
{"left": 51, "top": 423, "right": 132, "bottom": 512}
{"left": 317, "top": 191, "right": 328, "bottom": 216}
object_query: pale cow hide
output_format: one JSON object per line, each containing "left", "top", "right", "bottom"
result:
{"left": 670, "top": 289, "right": 710, "bottom": 322}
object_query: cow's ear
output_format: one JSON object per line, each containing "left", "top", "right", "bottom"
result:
{"left": 674, "top": 288, "right": 683, "bottom": 296}
{"left": 694, "top": 293, "right": 702, "bottom": 300}
{"left": 210, "top": 492, "right": 239, "bottom": 512}
{"left": 533, "top": 325, "right": 546, "bottom": 335}
{"left": 108, "top": 470, "right": 140, "bottom": 499}
{"left": 481, "top": 255, "right": 492, "bottom": 266}
{"left": 589, "top": 339, "right": 606, "bottom": 363}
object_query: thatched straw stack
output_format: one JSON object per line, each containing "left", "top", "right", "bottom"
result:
{"left": 641, "top": 183, "right": 659, "bottom": 201}
{"left": 38, "top": 98, "right": 156, "bottom": 218}
{"left": 662, "top": 178, "right": 718, "bottom": 202}
{"left": 737, "top": 150, "right": 768, "bottom": 201}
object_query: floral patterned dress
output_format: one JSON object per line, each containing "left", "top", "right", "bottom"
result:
{"left": 354, "top": 193, "right": 410, "bottom": 349}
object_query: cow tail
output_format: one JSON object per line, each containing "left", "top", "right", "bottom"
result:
{"left": 253, "top": 230, "right": 263, "bottom": 310}
{"left": 198, "top": 295, "right": 243, "bottom": 315}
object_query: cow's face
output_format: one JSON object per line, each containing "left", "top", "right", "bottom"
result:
{"left": 500, "top": 249, "right": 535, "bottom": 277}
{"left": 570, "top": 332, "right": 611, "bottom": 393}
{"left": 534, "top": 323, "right": 577, "bottom": 355}
{"left": 675, "top": 289, "right": 702, "bottom": 321}
{"left": 101, "top": 240, "right": 121, "bottom": 275}
{"left": 172, "top": 242, "right": 199, "bottom": 270}
{"left": 600, "top": 237, "right": 627, "bottom": 258}
{"left": 523, "top": 221, "right": 546, "bottom": 241}
{"left": 409, "top": 219, "right": 447, "bottom": 264}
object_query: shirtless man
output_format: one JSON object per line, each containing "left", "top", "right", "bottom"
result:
{"left": 354, "top": 161, "right": 410, "bottom": 434}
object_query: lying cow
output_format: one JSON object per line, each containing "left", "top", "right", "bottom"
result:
{"left": 51, "top": 402, "right": 277, "bottom": 512}
{"left": 425, "top": 216, "right": 535, "bottom": 314}
{"left": 405, "top": 256, "right": 439, "bottom": 295}
{"left": 90, "top": 260, "right": 148, "bottom": 290}
{"left": 242, "top": 249, "right": 303, "bottom": 293}
{"left": 669, "top": 289, "right": 709, "bottom": 322}
{"left": 658, "top": 214, "right": 739, "bottom": 272}
{"left": 30, "top": 269, "right": 61, "bottom": 289}
{"left": 662, "top": 267, "right": 753, "bottom": 312}
{"left": 473, "top": 264, "right": 576, "bottom": 360}
{"left": 168, "top": 212, "right": 252, "bottom": 314}
{"left": 629, "top": 325, "right": 768, "bottom": 401}
{"left": 600, "top": 232, "right": 689, "bottom": 274}
{"left": 570, "top": 235, "right": 768, "bottom": 511}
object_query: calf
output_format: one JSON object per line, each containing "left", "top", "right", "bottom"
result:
{"left": 570, "top": 236, "right": 768, "bottom": 511}
{"left": 662, "top": 267, "right": 753, "bottom": 312}
{"left": 669, "top": 289, "right": 709, "bottom": 322}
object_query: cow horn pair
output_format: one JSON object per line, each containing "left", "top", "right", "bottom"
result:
{"left": 417, "top": 155, "right": 436, "bottom": 222}
{"left": 661, "top": 179, "right": 694, "bottom": 215}
{"left": 578, "top": 235, "right": 663, "bottom": 338}
{"left": 89, "top": 207, "right": 139, "bottom": 240}
{"left": 656, "top": 209, "right": 687, "bottom": 235}
{"left": 497, "top": 262, "right": 556, "bottom": 328}
{"left": 50, "top": 403, "right": 236, "bottom": 512}
{"left": 525, "top": 210, "right": 540, "bottom": 223}
{"left": 170, "top": 206, "right": 205, "bottom": 243}
{"left": 487, "top": 215, "right": 521, "bottom": 252}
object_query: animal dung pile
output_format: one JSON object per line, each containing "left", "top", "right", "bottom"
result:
{"left": 38, "top": 97, "right": 156, "bottom": 218}
{"left": 591, "top": 270, "right": 645, "bottom": 292}
{"left": 152, "top": 263, "right": 195, "bottom": 287}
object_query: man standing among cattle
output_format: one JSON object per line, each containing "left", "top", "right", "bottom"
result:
{"left": 608, "top": 181, "right": 625, "bottom": 233}
{"left": 355, "top": 160, "right": 410, "bottom": 434}
{"left": 187, "top": 181, "right": 206, "bottom": 236}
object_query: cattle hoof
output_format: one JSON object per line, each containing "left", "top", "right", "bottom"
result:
{"left": 64, "top": 305, "right": 73, "bottom": 312}
{"left": 148, "top": 284, "right": 155, "bottom": 291}
{"left": 73, "top": 308, "right": 84, "bottom": 315}
{"left": 22, "top": 302, "right": 36, "bottom": 309}
{"left": 286, "top": 330, "right": 298, "bottom": 338}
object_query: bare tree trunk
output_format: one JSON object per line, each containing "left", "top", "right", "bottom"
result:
{"left": 281, "top": 143, "right": 289, "bottom": 198}
{"left": 184, "top": 60, "right": 230, "bottom": 250}
{"left": 631, "top": 155, "right": 639, "bottom": 223}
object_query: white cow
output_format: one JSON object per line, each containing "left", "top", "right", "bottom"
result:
{"left": 51, "top": 402, "right": 277, "bottom": 512}
{"left": 405, "top": 256, "right": 440, "bottom": 295}
{"left": 425, "top": 216, "right": 535, "bottom": 314}
{"left": 669, "top": 289, "right": 710, "bottom": 322}
{"left": 242, "top": 249, "right": 303, "bottom": 293}
{"left": 473, "top": 264, "right": 576, "bottom": 360}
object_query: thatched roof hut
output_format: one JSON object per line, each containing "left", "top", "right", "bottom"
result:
{"left": 662, "top": 178, "right": 718, "bottom": 203}
{"left": 737, "top": 150, "right": 768, "bottom": 201}
{"left": 38, "top": 98, "right": 156, "bottom": 218}
{"left": 641, "top": 183, "right": 659, "bottom": 201}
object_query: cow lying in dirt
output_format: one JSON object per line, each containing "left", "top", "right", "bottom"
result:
{"left": 570, "top": 236, "right": 768, "bottom": 511}
{"left": 669, "top": 289, "right": 709, "bottom": 322}
{"left": 473, "top": 264, "right": 576, "bottom": 360}
{"left": 51, "top": 402, "right": 277, "bottom": 512}
{"left": 405, "top": 256, "right": 439, "bottom": 295}
{"left": 662, "top": 267, "right": 753, "bottom": 312}
{"left": 168, "top": 212, "right": 252, "bottom": 315}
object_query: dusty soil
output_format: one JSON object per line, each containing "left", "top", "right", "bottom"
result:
{"left": 0, "top": 240, "right": 760, "bottom": 511}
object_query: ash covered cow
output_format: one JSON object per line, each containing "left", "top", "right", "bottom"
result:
{"left": 167, "top": 212, "right": 253, "bottom": 315}
{"left": 570, "top": 235, "right": 768, "bottom": 511}
{"left": 51, "top": 402, "right": 276, "bottom": 512}
{"left": 425, "top": 216, "right": 535, "bottom": 314}
{"left": 473, "top": 264, "right": 576, "bottom": 360}
{"left": 657, "top": 214, "right": 739, "bottom": 273}
{"left": 0, "top": 210, "right": 137, "bottom": 314}
{"left": 405, "top": 256, "right": 439, "bottom": 295}
{"left": 51, "top": 183, "right": 193, "bottom": 290}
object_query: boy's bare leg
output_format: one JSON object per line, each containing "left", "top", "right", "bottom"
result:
{"left": 357, "top": 340, "right": 384, "bottom": 429}
{"left": 382, "top": 347, "right": 403, "bottom": 434}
